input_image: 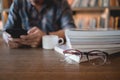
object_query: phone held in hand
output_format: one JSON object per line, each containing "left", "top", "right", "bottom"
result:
{"left": 5, "top": 29, "right": 27, "bottom": 38}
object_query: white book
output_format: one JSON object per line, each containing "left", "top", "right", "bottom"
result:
{"left": 89, "top": 18, "right": 97, "bottom": 28}
{"left": 54, "top": 44, "right": 120, "bottom": 63}
{"left": 71, "top": 0, "right": 80, "bottom": 8}
{"left": 70, "top": 40, "right": 120, "bottom": 45}
{"left": 102, "top": 0, "right": 109, "bottom": 7}
{"left": 54, "top": 45, "right": 87, "bottom": 63}
{"left": 72, "top": 44, "right": 120, "bottom": 50}
{"left": 67, "top": 35, "right": 120, "bottom": 39}
{"left": 70, "top": 38, "right": 120, "bottom": 42}
{"left": 70, "top": 42, "right": 120, "bottom": 45}
{"left": 89, "top": 0, "right": 98, "bottom": 7}
{"left": 80, "top": 0, "right": 89, "bottom": 7}
{"left": 65, "top": 29, "right": 120, "bottom": 36}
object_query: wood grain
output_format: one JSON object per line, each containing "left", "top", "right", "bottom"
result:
{"left": 0, "top": 37, "right": 120, "bottom": 80}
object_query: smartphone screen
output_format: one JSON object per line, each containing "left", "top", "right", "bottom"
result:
{"left": 5, "top": 29, "right": 27, "bottom": 38}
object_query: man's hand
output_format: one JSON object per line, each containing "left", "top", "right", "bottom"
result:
{"left": 3, "top": 27, "right": 65, "bottom": 48}
{"left": 3, "top": 32, "right": 22, "bottom": 48}
{"left": 20, "top": 27, "right": 46, "bottom": 47}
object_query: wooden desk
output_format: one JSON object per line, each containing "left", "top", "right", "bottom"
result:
{"left": 0, "top": 38, "right": 120, "bottom": 80}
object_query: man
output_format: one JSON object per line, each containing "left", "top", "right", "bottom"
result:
{"left": 3, "top": 0, "right": 75, "bottom": 48}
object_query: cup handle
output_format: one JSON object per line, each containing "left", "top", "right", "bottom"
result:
{"left": 58, "top": 38, "right": 64, "bottom": 45}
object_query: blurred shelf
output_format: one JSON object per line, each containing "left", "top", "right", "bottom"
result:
{"left": 72, "top": 7, "right": 107, "bottom": 12}
{"left": 3, "top": 9, "right": 9, "bottom": 12}
{"left": 109, "top": 7, "right": 120, "bottom": 10}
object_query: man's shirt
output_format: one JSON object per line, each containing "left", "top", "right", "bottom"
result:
{"left": 4, "top": 0, "right": 75, "bottom": 32}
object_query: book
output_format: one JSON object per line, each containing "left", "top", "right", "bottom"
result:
{"left": 99, "top": 16, "right": 106, "bottom": 28}
{"left": 0, "top": 1, "right": 2, "bottom": 12}
{"left": 109, "top": 16, "right": 115, "bottom": 29}
{"left": 80, "top": 0, "right": 89, "bottom": 7}
{"left": 89, "top": 0, "right": 98, "bottom": 7}
{"left": 3, "top": 0, "right": 13, "bottom": 8}
{"left": 115, "top": 17, "right": 119, "bottom": 30}
{"left": 74, "top": 13, "right": 100, "bottom": 29}
{"left": 54, "top": 44, "right": 120, "bottom": 63}
{"left": 73, "top": 12, "right": 109, "bottom": 29}
{"left": 71, "top": 0, "right": 81, "bottom": 8}
{"left": 110, "top": 0, "right": 117, "bottom": 7}
{"left": 65, "top": 29, "right": 120, "bottom": 36}
{"left": 64, "top": 29, "right": 120, "bottom": 55}
{"left": 102, "top": 0, "right": 109, "bottom": 7}
{"left": 89, "top": 18, "right": 97, "bottom": 29}
{"left": 71, "top": 44, "right": 120, "bottom": 50}
{"left": 54, "top": 45, "right": 87, "bottom": 63}
{"left": 118, "top": 0, "right": 120, "bottom": 6}
{"left": 98, "top": 0, "right": 103, "bottom": 7}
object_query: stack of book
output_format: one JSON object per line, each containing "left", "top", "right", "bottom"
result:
{"left": 65, "top": 29, "right": 120, "bottom": 52}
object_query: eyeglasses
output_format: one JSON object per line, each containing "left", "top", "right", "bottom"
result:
{"left": 63, "top": 49, "right": 108, "bottom": 66}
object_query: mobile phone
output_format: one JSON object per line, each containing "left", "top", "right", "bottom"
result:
{"left": 5, "top": 29, "right": 27, "bottom": 38}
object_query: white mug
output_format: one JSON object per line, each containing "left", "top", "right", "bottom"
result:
{"left": 42, "top": 35, "right": 64, "bottom": 49}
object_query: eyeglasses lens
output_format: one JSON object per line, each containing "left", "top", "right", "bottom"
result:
{"left": 87, "top": 51, "right": 107, "bottom": 66}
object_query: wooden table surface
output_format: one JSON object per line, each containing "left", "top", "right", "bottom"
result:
{"left": 0, "top": 37, "right": 120, "bottom": 80}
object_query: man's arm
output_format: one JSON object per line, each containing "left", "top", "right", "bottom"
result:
{"left": 60, "top": 0, "right": 76, "bottom": 29}
{"left": 49, "top": 30, "right": 65, "bottom": 38}
{"left": 3, "top": 0, "right": 21, "bottom": 30}
{"left": 3, "top": 0, "right": 23, "bottom": 48}
{"left": 49, "top": 0, "right": 76, "bottom": 39}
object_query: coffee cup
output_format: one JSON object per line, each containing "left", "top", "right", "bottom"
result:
{"left": 42, "top": 35, "right": 64, "bottom": 49}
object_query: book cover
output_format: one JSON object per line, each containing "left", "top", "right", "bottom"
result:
{"left": 110, "top": 0, "right": 117, "bottom": 7}
{"left": 109, "top": 16, "right": 115, "bottom": 29}
{"left": 54, "top": 44, "right": 120, "bottom": 63}
{"left": 80, "top": 0, "right": 89, "bottom": 7}
{"left": 54, "top": 45, "right": 87, "bottom": 63}
{"left": 89, "top": 0, "right": 98, "bottom": 7}
{"left": 102, "top": 0, "right": 109, "bottom": 7}
{"left": 118, "top": 0, "right": 120, "bottom": 6}
{"left": 71, "top": 0, "right": 80, "bottom": 8}
{"left": 65, "top": 29, "right": 120, "bottom": 36}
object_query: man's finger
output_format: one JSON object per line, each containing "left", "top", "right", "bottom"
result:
{"left": 28, "top": 27, "right": 38, "bottom": 34}
{"left": 8, "top": 41, "right": 21, "bottom": 48}
{"left": 20, "top": 34, "right": 38, "bottom": 41}
{"left": 12, "top": 38, "right": 21, "bottom": 43}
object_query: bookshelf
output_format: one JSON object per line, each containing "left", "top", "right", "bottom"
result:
{"left": 3, "top": 0, "right": 13, "bottom": 10}
{"left": 0, "top": 0, "right": 13, "bottom": 30}
{"left": 67, "top": 0, "right": 120, "bottom": 30}
{"left": 0, "top": 0, "right": 2, "bottom": 30}
{"left": 0, "top": 0, "right": 120, "bottom": 30}
{"left": 0, "top": 0, "right": 2, "bottom": 13}
{"left": 109, "top": 0, "right": 120, "bottom": 30}
{"left": 72, "top": 7, "right": 106, "bottom": 12}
